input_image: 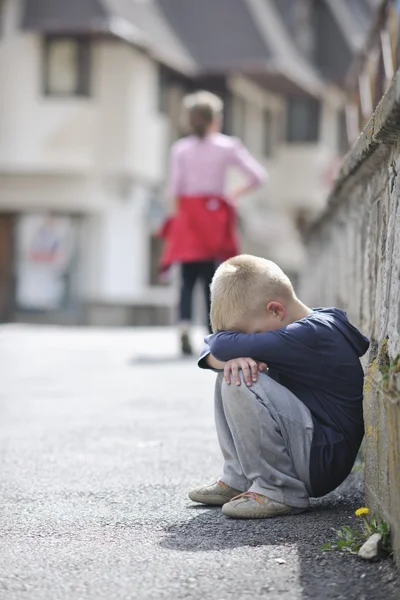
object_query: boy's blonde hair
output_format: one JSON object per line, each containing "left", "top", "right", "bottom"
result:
{"left": 210, "top": 255, "right": 295, "bottom": 332}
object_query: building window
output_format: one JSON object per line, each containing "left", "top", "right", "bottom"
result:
{"left": 157, "top": 65, "right": 169, "bottom": 114}
{"left": 286, "top": 96, "right": 320, "bottom": 142}
{"left": 43, "top": 37, "right": 91, "bottom": 97}
{"left": 263, "top": 109, "right": 274, "bottom": 158}
{"left": 232, "top": 96, "right": 247, "bottom": 142}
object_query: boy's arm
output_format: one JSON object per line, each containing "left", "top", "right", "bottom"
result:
{"left": 207, "top": 327, "right": 322, "bottom": 376}
{"left": 207, "top": 331, "right": 282, "bottom": 364}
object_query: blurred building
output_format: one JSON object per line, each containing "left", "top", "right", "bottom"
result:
{"left": 0, "top": 0, "right": 377, "bottom": 325}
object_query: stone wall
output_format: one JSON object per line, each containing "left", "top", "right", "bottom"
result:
{"left": 299, "top": 72, "right": 400, "bottom": 562}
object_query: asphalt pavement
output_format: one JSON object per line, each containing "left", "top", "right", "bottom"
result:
{"left": 0, "top": 325, "right": 398, "bottom": 600}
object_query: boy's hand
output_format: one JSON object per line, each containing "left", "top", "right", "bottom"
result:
{"left": 224, "top": 358, "right": 267, "bottom": 387}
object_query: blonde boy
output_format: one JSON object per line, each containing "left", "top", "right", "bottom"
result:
{"left": 189, "top": 255, "right": 369, "bottom": 519}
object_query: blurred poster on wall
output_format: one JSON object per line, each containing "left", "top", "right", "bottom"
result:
{"left": 16, "top": 214, "right": 75, "bottom": 310}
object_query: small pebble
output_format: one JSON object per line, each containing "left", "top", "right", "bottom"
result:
{"left": 358, "top": 533, "right": 382, "bottom": 560}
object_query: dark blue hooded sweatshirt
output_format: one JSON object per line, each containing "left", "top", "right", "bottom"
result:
{"left": 199, "top": 308, "right": 370, "bottom": 497}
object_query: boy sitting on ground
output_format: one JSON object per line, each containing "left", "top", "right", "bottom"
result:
{"left": 189, "top": 255, "right": 369, "bottom": 519}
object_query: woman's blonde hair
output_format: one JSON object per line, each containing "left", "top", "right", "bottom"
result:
{"left": 210, "top": 255, "right": 295, "bottom": 332}
{"left": 182, "top": 91, "right": 223, "bottom": 138}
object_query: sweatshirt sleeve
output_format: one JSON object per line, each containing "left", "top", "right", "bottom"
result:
{"left": 198, "top": 343, "right": 212, "bottom": 369}
{"left": 207, "top": 324, "right": 322, "bottom": 380}
{"left": 197, "top": 342, "right": 225, "bottom": 372}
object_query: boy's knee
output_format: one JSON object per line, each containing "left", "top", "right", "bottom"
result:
{"left": 221, "top": 372, "right": 279, "bottom": 409}
{"left": 221, "top": 372, "right": 253, "bottom": 405}
{"left": 251, "top": 372, "right": 280, "bottom": 396}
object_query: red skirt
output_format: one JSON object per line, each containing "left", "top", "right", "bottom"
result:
{"left": 157, "top": 195, "right": 239, "bottom": 272}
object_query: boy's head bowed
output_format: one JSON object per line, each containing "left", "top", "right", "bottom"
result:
{"left": 210, "top": 255, "right": 297, "bottom": 334}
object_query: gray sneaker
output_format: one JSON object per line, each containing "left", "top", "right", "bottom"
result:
{"left": 222, "top": 491, "right": 308, "bottom": 519}
{"left": 188, "top": 480, "right": 242, "bottom": 506}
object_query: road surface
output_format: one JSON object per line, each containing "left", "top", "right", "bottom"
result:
{"left": 0, "top": 326, "right": 398, "bottom": 599}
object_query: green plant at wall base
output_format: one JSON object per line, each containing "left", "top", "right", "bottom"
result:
{"left": 378, "top": 352, "right": 400, "bottom": 392}
{"left": 321, "top": 525, "right": 365, "bottom": 554}
{"left": 321, "top": 508, "right": 392, "bottom": 555}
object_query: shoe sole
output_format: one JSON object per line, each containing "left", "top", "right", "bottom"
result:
{"left": 222, "top": 506, "right": 308, "bottom": 519}
{"left": 188, "top": 491, "right": 235, "bottom": 506}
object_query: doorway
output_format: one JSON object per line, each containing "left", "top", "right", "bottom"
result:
{"left": 0, "top": 214, "right": 16, "bottom": 322}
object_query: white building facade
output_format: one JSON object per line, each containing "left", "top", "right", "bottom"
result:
{"left": 0, "top": 0, "right": 373, "bottom": 324}
{"left": 0, "top": 1, "right": 180, "bottom": 324}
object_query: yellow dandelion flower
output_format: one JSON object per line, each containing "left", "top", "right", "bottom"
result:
{"left": 355, "top": 507, "right": 369, "bottom": 517}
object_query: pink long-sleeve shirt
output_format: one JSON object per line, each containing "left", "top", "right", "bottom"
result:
{"left": 168, "top": 133, "right": 267, "bottom": 198}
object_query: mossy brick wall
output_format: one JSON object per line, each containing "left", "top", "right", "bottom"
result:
{"left": 299, "top": 72, "right": 400, "bottom": 563}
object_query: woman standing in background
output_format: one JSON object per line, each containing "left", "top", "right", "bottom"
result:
{"left": 160, "top": 91, "right": 267, "bottom": 355}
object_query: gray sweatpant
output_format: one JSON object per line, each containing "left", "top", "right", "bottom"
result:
{"left": 215, "top": 371, "right": 314, "bottom": 508}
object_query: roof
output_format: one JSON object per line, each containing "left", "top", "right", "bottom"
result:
{"left": 22, "top": 0, "right": 374, "bottom": 95}
{"left": 158, "top": 0, "right": 272, "bottom": 72}
{"left": 160, "top": 0, "right": 323, "bottom": 95}
{"left": 101, "top": 0, "right": 196, "bottom": 73}
{"left": 271, "top": 0, "right": 374, "bottom": 54}
{"left": 245, "top": 0, "right": 322, "bottom": 95}
{"left": 270, "top": 0, "right": 375, "bottom": 83}
{"left": 22, "top": 0, "right": 197, "bottom": 75}
{"left": 22, "top": 0, "right": 108, "bottom": 33}
{"left": 324, "top": 0, "right": 370, "bottom": 51}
